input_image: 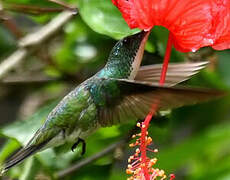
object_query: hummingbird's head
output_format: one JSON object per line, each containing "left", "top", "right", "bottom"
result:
{"left": 109, "top": 31, "right": 149, "bottom": 62}
{"left": 100, "top": 31, "right": 150, "bottom": 79}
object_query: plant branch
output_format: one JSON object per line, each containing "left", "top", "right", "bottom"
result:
{"left": 2, "top": 18, "right": 23, "bottom": 38}
{"left": 56, "top": 140, "right": 125, "bottom": 179}
{"left": 4, "top": 4, "right": 65, "bottom": 15}
{"left": 48, "top": 0, "right": 77, "bottom": 12}
{"left": 0, "top": 2, "right": 23, "bottom": 38}
{"left": 2, "top": 0, "right": 77, "bottom": 15}
{"left": 0, "top": 10, "right": 76, "bottom": 80}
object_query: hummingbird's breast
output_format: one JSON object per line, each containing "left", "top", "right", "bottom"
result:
{"left": 43, "top": 79, "right": 101, "bottom": 144}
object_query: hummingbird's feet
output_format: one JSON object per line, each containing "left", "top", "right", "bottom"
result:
{"left": 71, "top": 138, "right": 86, "bottom": 155}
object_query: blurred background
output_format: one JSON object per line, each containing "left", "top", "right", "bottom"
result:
{"left": 0, "top": 0, "right": 230, "bottom": 180}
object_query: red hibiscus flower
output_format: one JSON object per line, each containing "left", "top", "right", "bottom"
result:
{"left": 112, "top": 0, "right": 230, "bottom": 52}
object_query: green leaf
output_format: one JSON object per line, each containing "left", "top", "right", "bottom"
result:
{"left": 217, "top": 50, "right": 230, "bottom": 88}
{"left": 0, "top": 26, "right": 17, "bottom": 58}
{"left": 76, "top": 0, "right": 139, "bottom": 39}
{"left": 157, "top": 123, "right": 230, "bottom": 172}
{"left": 69, "top": 164, "right": 112, "bottom": 180}
{"left": 19, "top": 158, "right": 40, "bottom": 180}
{"left": 0, "top": 140, "right": 20, "bottom": 164}
{"left": 38, "top": 148, "right": 77, "bottom": 170}
{"left": 0, "top": 101, "right": 59, "bottom": 146}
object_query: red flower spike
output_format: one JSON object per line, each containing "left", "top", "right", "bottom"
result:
{"left": 126, "top": 122, "right": 168, "bottom": 180}
{"left": 112, "top": 0, "right": 230, "bottom": 52}
{"left": 126, "top": 28, "right": 174, "bottom": 180}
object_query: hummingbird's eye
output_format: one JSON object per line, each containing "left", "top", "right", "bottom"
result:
{"left": 122, "top": 37, "right": 132, "bottom": 46}
{"left": 123, "top": 38, "right": 128, "bottom": 43}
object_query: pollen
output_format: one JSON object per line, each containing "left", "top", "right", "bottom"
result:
{"left": 147, "top": 137, "right": 152, "bottom": 144}
{"left": 129, "top": 143, "right": 135, "bottom": 147}
{"left": 159, "top": 170, "right": 165, "bottom": 176}
{"left": 153, "top": 149, "right": 158, "bottom": 153}
{"left": 135, "top": 148, "right": 140, "bottom": 153}
{"left": 136, "top": 122, "right": 141, "bottom": 127}
{"left": 126, "top": 169, "right": 133, "bottom": 174}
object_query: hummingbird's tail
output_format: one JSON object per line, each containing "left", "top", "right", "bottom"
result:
{"left": 1, "top": 141, "right": 47, "bottom": 174}
{"left": 1, "top": 128, "right": 61, "bottom": 175}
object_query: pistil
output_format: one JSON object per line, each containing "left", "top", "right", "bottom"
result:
{"left": 140, "top": 32, "right": 174, "bottom": 180}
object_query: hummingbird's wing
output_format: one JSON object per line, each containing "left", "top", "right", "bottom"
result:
{"left": 135, "top": 61, "right": 208, "bottom": 86}
{"left": 97, "top": 78, "right": 224, "bottom": 127}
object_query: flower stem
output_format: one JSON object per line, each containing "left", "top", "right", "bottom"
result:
{"left": 159, "top": 32, "right": 173, "bottom": 85}
{"left": 140, "top": 32, "right": 173, "bottom": 180}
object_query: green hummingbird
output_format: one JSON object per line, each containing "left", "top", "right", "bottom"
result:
{"left": 1, "top": 31, "right": 223, "bottom": 173}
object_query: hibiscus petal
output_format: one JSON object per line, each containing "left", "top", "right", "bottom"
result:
{"left": 211, "top": 0, "right": 230, "bottom": 50}
{"left": 112, "top": 0, "right": 230, "bottom": 52}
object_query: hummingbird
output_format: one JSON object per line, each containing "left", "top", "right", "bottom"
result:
{"left": 1, "top": 31, "right": 224, "bottom": 173}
